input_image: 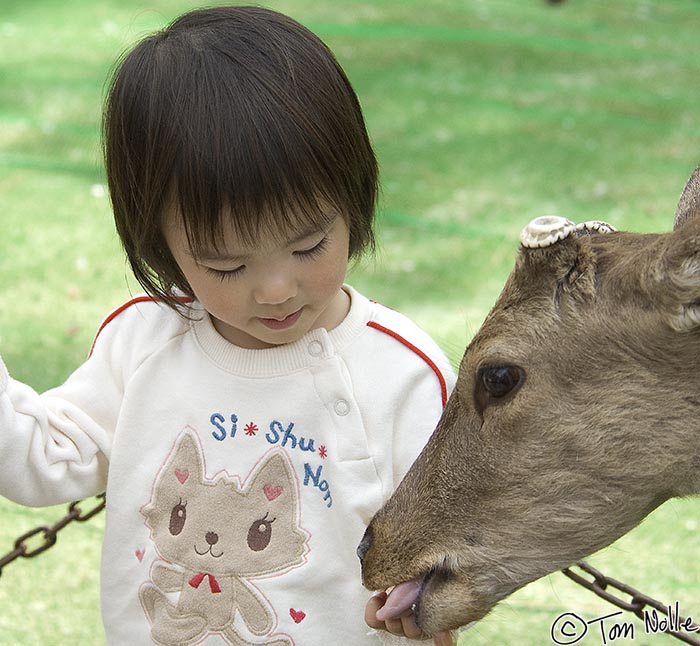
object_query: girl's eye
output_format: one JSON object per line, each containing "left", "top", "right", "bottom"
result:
{"left": 205, "top": 266, "right": 245, "bottom": 282}
{"left": 295, "top": 236, "right": 329, "bottom": 260}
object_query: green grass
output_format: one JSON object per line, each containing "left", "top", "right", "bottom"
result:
{"left": 1, "top": 0, "right": 699, "bottom": 644}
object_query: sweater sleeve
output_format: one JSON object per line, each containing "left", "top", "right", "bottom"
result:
{"left": 0, "top": 323, "right": 127, "bottom": 506}
{"left": 387, "top": 333, "right": 455, "bottom": 491}
{"left": 0, "top": 297, "right": 180, "bottom": 507}
{"left": 360, "top": 307, "right": 457, "bottom": 497}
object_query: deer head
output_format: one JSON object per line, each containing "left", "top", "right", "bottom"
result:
{"left": 358, "top": 166, "right": 700, "bottom": 634}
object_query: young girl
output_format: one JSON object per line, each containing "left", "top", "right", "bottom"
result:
{"left": 0, "top": 6, "right": 455, "bottom": 645}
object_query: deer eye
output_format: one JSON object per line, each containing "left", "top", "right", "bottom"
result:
{"left": 481, "top": 366, "right": 522, "bottom": 397}
{"left": 475, "top": 365, "right": 524, "bottom": 412}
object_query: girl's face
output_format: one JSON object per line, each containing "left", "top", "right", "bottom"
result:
{"left": 163, "top": 213, "right": 351, "bottom": 349}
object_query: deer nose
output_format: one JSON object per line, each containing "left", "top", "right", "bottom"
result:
{"left": 356, "top": 525, "right": 374, "bottom": 563}
{"left": 206, "top": 531, "right": 219, "bottom": 546}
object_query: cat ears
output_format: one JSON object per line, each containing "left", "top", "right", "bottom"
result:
{"left": 247, "top": 451, "right": 298, "bottom": 508}
{"left": 162, "top": 427, "right": 297, "bottom": 504}
{"left": 165, "top": 429, "right": 204, "bottom": 487}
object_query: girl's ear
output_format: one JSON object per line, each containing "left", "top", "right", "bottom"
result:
{"left": 674, "top": 165, "right": 700, "bottom": 230}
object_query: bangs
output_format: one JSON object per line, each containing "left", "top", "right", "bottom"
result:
{"left": 105, "top": 6, "right": 378, "bottom": 309}
{"left": 154, "top": 14, "right": 370, "bottom": 257}
{"left": 169, "top": 65, "right": 343, "bottom": 256}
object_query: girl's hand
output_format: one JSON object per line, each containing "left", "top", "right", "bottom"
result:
{"left": 365, "top": 591, "right": 456, "bottom": 645}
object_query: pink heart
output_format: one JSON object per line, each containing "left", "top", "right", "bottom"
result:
{"left": 289, "top": 608, "right": 306, "bottom": 624}
{"left": 135, "top": 548, "right": 145, "bottom": 562}
{"left": 263, "top": 484, "right": 283, "bottom": 501}
{"left": 175, "top": 468, "right": 189, "bottom": 484}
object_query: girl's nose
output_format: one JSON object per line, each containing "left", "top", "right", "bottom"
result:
{"left": 253, "top": 272, "right": 297, "bottom": 305}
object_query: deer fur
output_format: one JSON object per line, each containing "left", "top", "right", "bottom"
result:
{"left": 358, "top": 166, "right": 700, "bottom": 634}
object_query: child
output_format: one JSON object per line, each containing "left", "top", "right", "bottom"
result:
{"left": 0, "top": 6, "right": 455, "bottom": 645}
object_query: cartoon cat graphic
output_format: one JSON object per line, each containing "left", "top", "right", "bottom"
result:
{"left": 139, "top": 428, "right": 309, "bottom": 646}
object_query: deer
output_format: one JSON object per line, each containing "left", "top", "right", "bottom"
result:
{"left": 357, "top": 167, "right": 700, "bottom": 635}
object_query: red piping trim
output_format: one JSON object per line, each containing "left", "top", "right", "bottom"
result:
{"left": 366, "top": 321, "right": 448, "bottom": 407}
{"left": 88, "top": 295, "right": 192, "bottom": 357}
{"left": 89, "top": 300, "right": 449, "bottom": 409}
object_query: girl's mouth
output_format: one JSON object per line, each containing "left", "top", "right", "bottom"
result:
{"left": 258, "top": 308, "right": 303, "bottom": 330}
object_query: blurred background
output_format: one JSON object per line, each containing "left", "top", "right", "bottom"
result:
{"left": 1, "top": 0, "right": 699, "bottom": 643}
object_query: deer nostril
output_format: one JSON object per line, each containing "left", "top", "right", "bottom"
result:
{"left": 356, "top": 525, "right": 374, "bottom": 563}
{"left": 205, "top": 531, "right": 219, "bottom": 545}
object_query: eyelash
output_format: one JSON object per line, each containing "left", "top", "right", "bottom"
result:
{"left": 206, "top": 266, "right": 245, "bottom": 282}
{"left": 205, "top": 236, "right": 330, "bottom": 282}
{"left": 295, "top": 236, "right": 330, "bottom": 261}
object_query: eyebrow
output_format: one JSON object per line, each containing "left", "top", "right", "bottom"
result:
{"left": 191, "top": 219, "right": 335, "bottom": 263}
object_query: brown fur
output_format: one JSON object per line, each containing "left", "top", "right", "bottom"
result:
{"left": 358, "top": 167, "right": 700, "bottom": 634}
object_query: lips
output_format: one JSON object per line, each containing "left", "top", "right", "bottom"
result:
{"left": 258, "top": 308, "right": 303, "bottom": 331}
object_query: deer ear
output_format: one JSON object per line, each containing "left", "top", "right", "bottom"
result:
{"left": 674, "top": 165, "right": 700, "bottom": 231}
{"left": 518, "top": 216, "right": 599, "bottom": 300}
{"left": 655, "top": 222, "right": 700, "bottom": 332}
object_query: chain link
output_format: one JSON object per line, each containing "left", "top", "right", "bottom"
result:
{"left": 562, "top": 561, "right": 700, "bottom": 645}
{"left": 0, "top": 493, "right": 105, "bottom": 577}
{"left": 1, "top": 500, "right": 697, "bottom": 646}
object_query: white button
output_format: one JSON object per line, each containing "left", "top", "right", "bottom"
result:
{"left": 334, "top": 399, "right": 350, "bottom": 416}
{"left": 308, "top": 341, "right": 323, "bottom": 356}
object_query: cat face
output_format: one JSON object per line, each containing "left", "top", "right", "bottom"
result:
{"left": 142, "top": 429, "right": 308, "bottom": 577}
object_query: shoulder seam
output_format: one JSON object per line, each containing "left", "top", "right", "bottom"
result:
{"left": 366, "top": 321, "right": 448, "bottom": 407}
{"left": 88, "top": 296, "right": 192, "bottom": 358}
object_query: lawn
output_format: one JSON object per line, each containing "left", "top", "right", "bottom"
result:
{"left": 1, "top": 0, "right": 699, "bottom": 644}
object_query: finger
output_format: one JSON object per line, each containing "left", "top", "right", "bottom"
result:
{"left": 365, "top": 592, "right": 387, "bottom": 630}
{"left": 400, "top": 614, "right": 427, "bottom": 640}
{"left": 385, "top": 616, "right": 406, "bottom": 636}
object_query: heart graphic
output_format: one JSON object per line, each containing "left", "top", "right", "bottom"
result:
{"left": 263, "top": 484, "right": 283, "bottom": 501}
{"left": 135, "top": 548, "right": 145, "bottom": 562}
{"left": 289, "top": 608, "right": 306, "bottom": 624}
{"left": 175, "top": 468, "right": 189, "bottom": 484}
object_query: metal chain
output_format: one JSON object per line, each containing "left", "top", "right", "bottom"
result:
{"left": 562, "top": 561, "right": 700, "bottom": 645}
{"left": 0, "top": 493, "right": 105, "bottom": 577}
{"left": 1, "top": 501, "right": 697, "bottom": 646}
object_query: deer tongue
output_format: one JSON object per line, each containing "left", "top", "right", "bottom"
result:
{"left": 375, "top": 578, "right": 422, "bottom": 621}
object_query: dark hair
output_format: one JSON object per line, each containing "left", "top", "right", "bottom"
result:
{"left": 103, "top": 5, "right": 378, "bottom": 309}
